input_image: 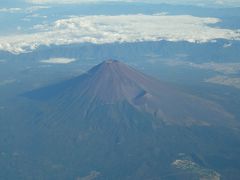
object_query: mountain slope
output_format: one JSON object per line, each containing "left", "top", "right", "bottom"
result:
{"left": 26, "top": 60, "right": 235, "bottom": 127}
{"left": 3, "top": 60, "right": 239, "bottom": 180}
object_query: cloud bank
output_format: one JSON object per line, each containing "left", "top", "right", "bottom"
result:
{"left": 0, "top": 14, "right": 239, "bottom": 54}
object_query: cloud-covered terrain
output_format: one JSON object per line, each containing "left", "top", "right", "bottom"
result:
{"left": 205, "top": 76, "right": 240, "bottom": 89}
{"left": 166, "top": 61, "right": 240, "bottom": 75}
{"left": 165, "top": 60, "right": 240, "bottom": 89}
{"left": 0, "top": 14, "right": 239, "bottom": 54}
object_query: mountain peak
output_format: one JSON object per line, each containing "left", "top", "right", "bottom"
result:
{"left": 88, "top": 59, "right": 129, "bottom": 75}
{"left": 25, "top": 60, "right": 234, "bottom": 126}
{"left": 85, "top": 60, "right": 146, "bottom": 103}
{"left": 104, "top": 59, "right": 119, "bottom": 64}
{"left": 98, "top": 60, "right": 120, "bottom": 68}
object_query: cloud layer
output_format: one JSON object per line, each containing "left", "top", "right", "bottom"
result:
{"left": 0, "top": 14, "right": 239, "bottom": 54}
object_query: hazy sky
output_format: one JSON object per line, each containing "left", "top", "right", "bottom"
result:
{"left": 27, "top": 0, "right": 240, "bottom": 7}
{"left": 1, "top": 0, "right": 240, "bottom": 7}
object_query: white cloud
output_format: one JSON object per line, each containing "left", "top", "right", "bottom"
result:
{"left": 0, "top": 14, "right": 239, "bottom": 54}
{"left": 27, "top": 13, "right": 48, "bottom": 18}
{"left": 0, "top": 6, "right": 49, "bottom": 14}
{"left": 40, "top": 57, "right": 76, "bottom": 64}
{"left": 223, "top": 43, "right": 232, "bottom": 48}
{"left": 0, "top": 8, "right": 22, "bottom": 13}
{"left": 25, "top": 6, "right": 50, "bottom": 13}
